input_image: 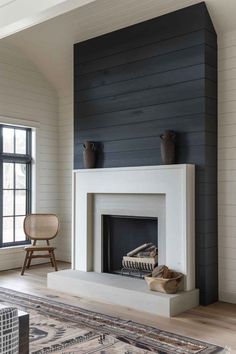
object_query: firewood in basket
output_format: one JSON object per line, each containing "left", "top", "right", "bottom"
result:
{"left": 162, "top": 267, "right": 173, "bottom": 279}
{"left": 126, "top": 243, "right": 153, "bottom": 257}
{"left": 152, "top": 265, "right": 168, "bottom": 278}
{"left": 152, "top": 265, "right": 175, "bottom": 279}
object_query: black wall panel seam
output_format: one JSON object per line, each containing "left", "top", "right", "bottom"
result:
{"left": 76, "top": 45, "right": 216, "bottom": 79}
{"left": 75, "top": 62, "right": 217, "bottom": 91}
{"left": 76, "top": 29, "right": 217, "bottom": 65}
{"left": 76, "top": 33, "right": 217, "bottom": 74}
{"left": 75, "top": 101, "right": 214, "bottom": 121}
{"left": 76, "top": 78, "right": 217, "bottom": 98}
{"left": 76, "top": 95, "right": 216, "bottom": 118}
{"left": 76, "top": 78, "right": 209, "bottom": 104}
{"left": 75, "top": 44, "right": 207, "bottom": 78}
{"left": 76, "top": 116, "right": 214, "bottom": 131}
{"left": 75, "top": 63, "right": 217, "bottom": 93}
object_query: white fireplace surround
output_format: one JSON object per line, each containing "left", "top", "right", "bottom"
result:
{"left": 48, "top": 164, "right": 198, "bottom": 317}
{"left": 72, "top": 164, "right": 195, "bottom": 291}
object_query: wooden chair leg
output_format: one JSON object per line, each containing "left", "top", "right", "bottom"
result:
{"left": 27, "top": 240, "right": 36, "bottom": 268}
{"left": 21, "top": 251, "right": 29, "bottom": 276}
{"left": 26, "top": 251, "right": 33, "bottom": 269}
{"left": 47, "top": 241, "right": 54, "bottom": 267}
{"left": 51, "top": 250, "right": 58, "bottom": 271}
{"left": 49, "top": 250, "right": 55, "bottom": 268}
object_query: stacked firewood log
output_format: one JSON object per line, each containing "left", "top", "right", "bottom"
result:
{"left": 151, "top": 265, "right": 174, "bottom": 278}
{"left": 122, "top": 243, "right": 158, "bottom": 272}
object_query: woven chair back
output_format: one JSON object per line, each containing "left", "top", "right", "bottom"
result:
{"left": 24, "top": 214, "right": 59, "bottom": 241}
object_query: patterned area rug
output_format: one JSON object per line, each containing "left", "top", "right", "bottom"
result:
{"left": 0, "top": 287, "right": 222, "bottom": 354}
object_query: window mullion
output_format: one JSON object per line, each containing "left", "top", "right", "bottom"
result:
{"left": 2, "top": 154, "right": 32, "bottom": 164}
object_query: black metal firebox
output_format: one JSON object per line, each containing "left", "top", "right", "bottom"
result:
{"left": 103, "top": 215, "right": 158, "bottom": 275}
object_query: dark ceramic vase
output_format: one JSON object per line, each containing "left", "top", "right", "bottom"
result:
{"left": 83, "top": 141, "right": 96, "bottom": 168}
{"left": 160, "top": 131, "right": 176, "bottom": 165}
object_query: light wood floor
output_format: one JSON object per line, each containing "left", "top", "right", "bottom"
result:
{"left": 0, "top": 262, "right": 235, "bottom": 353}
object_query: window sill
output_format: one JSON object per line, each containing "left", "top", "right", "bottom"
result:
{"left": 0, "top": 245, "right": 26, "bottom": 254}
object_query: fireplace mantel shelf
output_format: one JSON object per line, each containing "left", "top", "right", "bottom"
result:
{"left": 73, "top": 164, "right": 194, "bottom": 173}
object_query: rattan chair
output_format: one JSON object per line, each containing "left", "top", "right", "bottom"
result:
{"left": 21, "top": 214, "right": 59, "bottom": 275}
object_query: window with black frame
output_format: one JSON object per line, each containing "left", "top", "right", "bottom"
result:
{"left": 0, "top": 125, "right": 32, "bottom": 247}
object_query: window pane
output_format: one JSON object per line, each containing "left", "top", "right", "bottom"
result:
{"left": 15, "top": 164, "right": 26, "bottom": 189}
{"left": 1, "top": 126, "right": 31, "bottom": 246}
{"left": 15, "top": 129, "right": 26, "bottom": 154}
{"left": 15, "top": 190, "right": 26, "bottom": 215}
{"left": 3, "top": 217, "right": 14, "bottom": 243}
{"left": 3, "top": 190, "right": 14, "bottom": 216}
{"left": 3, "top": 163, "right": 14, "bottom": 189}
{"left": 3, "top": 127, "right": 14, "bottom": 153}
{"left": 15, "top": 216, "right": 25, "bottom": 241}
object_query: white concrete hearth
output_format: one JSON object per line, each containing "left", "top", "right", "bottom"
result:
{"left": 48, "top": 165, "right": 199, "bottom": 317}
{"left": 48, "top": 270, "right": 199, "bottom": 317}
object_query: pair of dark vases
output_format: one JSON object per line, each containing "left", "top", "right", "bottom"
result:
{"left": 83, "top": 131, "right": 176, "bottom": 168}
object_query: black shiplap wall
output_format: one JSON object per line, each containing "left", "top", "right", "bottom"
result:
{"left": 74, "top": 2, "right": 217, "bottom": 305}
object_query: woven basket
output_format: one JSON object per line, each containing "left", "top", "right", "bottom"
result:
{"left": 145, "top": 272, "right": 183, "bottom": 294}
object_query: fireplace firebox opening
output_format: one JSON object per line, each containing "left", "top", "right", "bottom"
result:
{"left": 103, "top": 215, "right": 158, "bottom": 278}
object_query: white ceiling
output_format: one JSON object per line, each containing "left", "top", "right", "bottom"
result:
{"left": 2, "top": 0, "right": 236, "bottom": 94}
{"left": 0, "top": 0, "right": 96, "bottom": 38}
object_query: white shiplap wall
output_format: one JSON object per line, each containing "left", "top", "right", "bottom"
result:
{"left": 0, "top": 43, "right": 59, "bottom": 270}
{"left": 218, "top": 30, "right": 236, "bottom": 303}
{"left": 57, "top": 90, "right": 73, "bottom": 262}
